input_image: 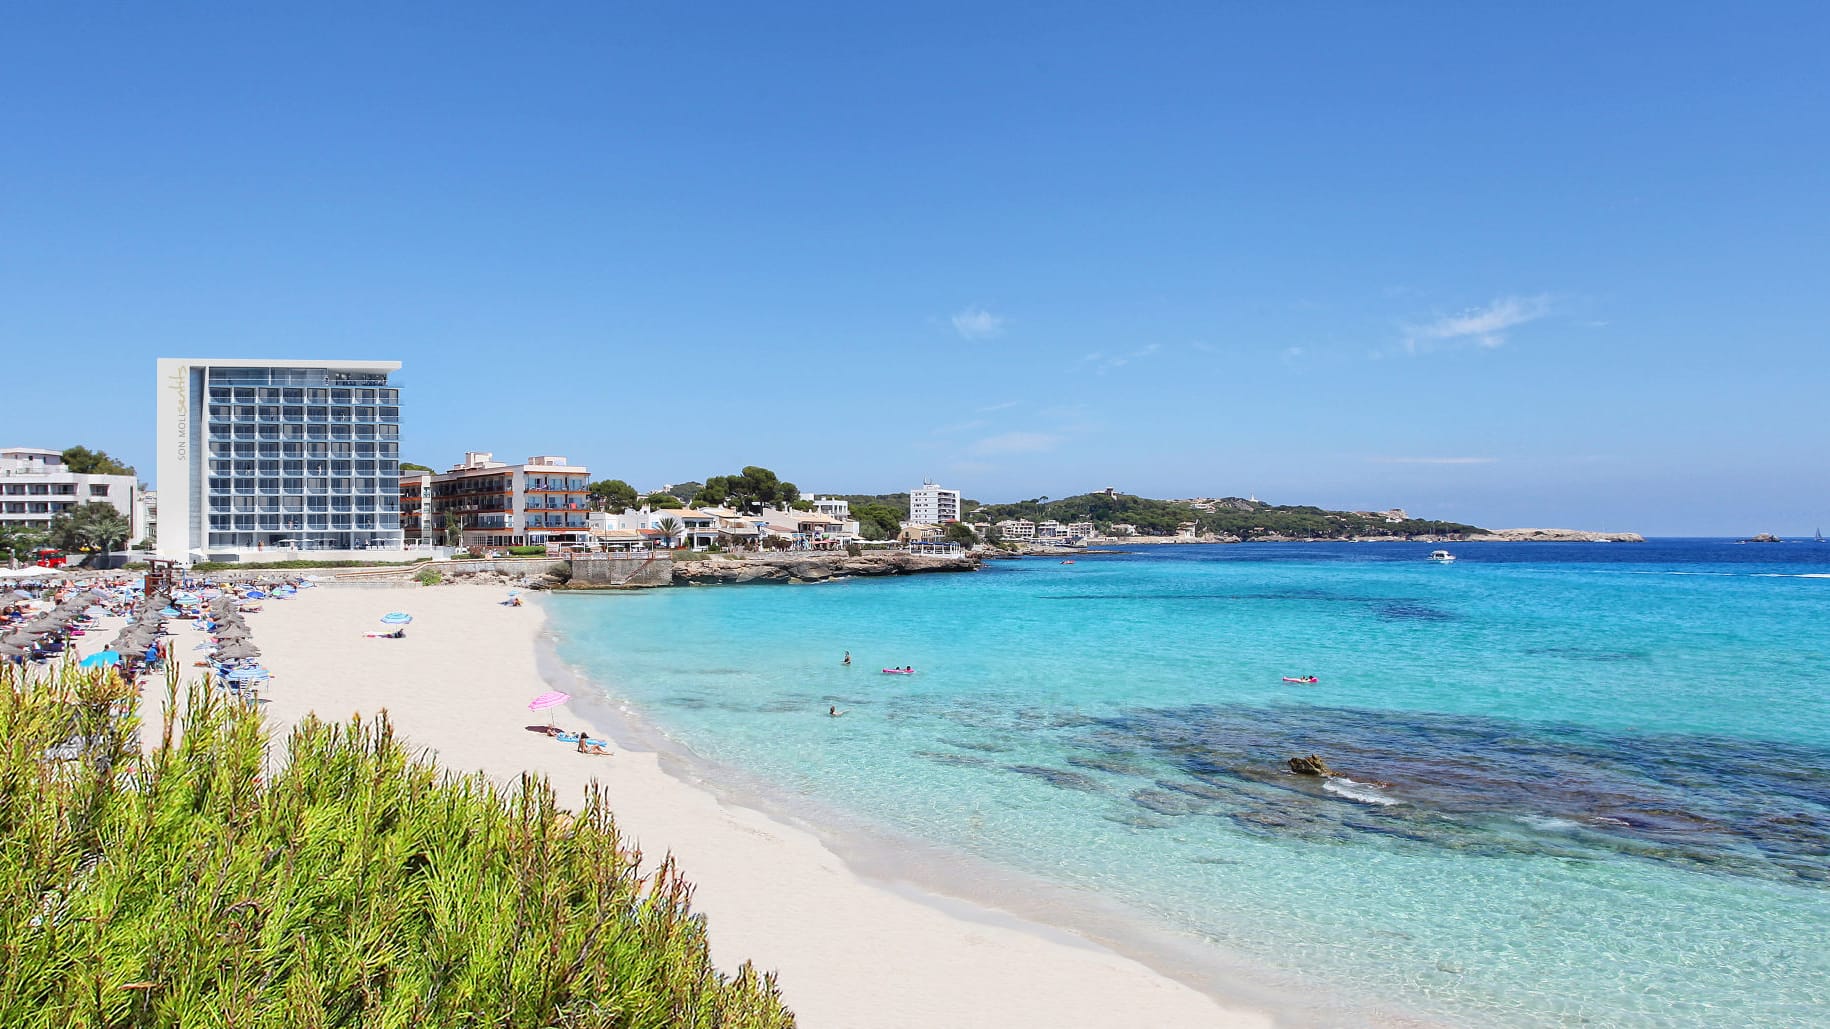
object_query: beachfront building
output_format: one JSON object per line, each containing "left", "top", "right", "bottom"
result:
{"left": 909, "top": 483, "right": 962, "bottom": 525}
{"left": 1036, "top": 519, "right": 1065, "bottom": 539}
{"left": 418, "top": 452, "right": 590, "bottom": 550}
{"left": 0, "top": 447, "right": 143, "bottom": 539}
{"left": 1108, "top": 523, "right": 1138, "bottom": 537}
{"left": 995, "top": 519, "right": 1036, "bottom": 541}
{"left": 138, "top": 490, "right": 157, "bottom": 548}
{"left": 398, "top": 470, "right": 434, "bottom": 544}
{"left": 761, "top": 508, "right": 848, "bottom": 549}
{"left": 154, "top": 359, "right": 405, "bottom": 561}
{"left": 1065, "top": 522, "right": 1096, "bottom": 539}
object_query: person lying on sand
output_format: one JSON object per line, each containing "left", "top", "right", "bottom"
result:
{"left": 576, "top": 737, "right": 611, "bottom": 755}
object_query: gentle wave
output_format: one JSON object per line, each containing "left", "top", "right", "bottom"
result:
{"left": 1322, "top": 777, "right": 1401, "bottom": 806}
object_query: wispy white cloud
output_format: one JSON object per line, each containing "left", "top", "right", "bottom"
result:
{"left": 951, "top": 306, "right": 1005, "bottom": 341}
{"left": 976, "top": 399, "right": 1021, "bottom": 413}
{"left": 1082, "top": 343, "right": 1162, "bottom": 374}
{"left": 1283, "top": 346, "right": 1306, "bottom": 360}
{"left": 969, "top": 431, "right": 1061, "bottom": 456}
{"left": 1369, "top": 456, "right": 1498, "bottom": 465}
{"left": 1189, "top": 341, "right": 1217, "bottom": 353}
{"left": 1403, "top": 295, "right": 1551, "bottom": 353}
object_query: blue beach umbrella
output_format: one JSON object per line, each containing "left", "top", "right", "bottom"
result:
{"left": 245, "top": 591, "right": 268, "bottom": 599}
{"left": 80, "top": 651, "right": 123, "bottom": 669}
{"left": 379, "top": 612, "right": 413, "bottom": 625}
{"left": 159, "top": 607, "right": 181, "bottom": 617}
{"left": 227, "top": 667, "right": 270, "bottom": 682}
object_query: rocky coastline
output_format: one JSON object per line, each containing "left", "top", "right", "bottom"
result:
{"left": 1462, "top": 528, "right": 1645, "bottom": 543}
{"left": 669, "top": 550, "right": 979, "bottom": 585}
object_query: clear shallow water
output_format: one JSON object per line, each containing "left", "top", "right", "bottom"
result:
{"left": 547, "top": 541, "right": 1830, "bottom": 1026}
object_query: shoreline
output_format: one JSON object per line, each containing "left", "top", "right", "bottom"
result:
{"left": 533, "top": 620, "right": 1391, "bottom": 1029}
{"left": 248, "top": 581, "right": 1278, "bottom": 1029}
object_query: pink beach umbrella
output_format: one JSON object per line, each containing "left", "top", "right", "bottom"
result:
{"left": 528, "top": 690, "right": 571, "bottom": 728}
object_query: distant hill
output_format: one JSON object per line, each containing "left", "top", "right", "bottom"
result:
{"left": 969, "top": 493, "right": 1484, "bottom": 540}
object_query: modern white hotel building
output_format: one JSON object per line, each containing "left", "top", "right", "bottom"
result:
{"left": 909, "top": 482, "right": 962, "bottom": 524}
{"left": 155, "top": 358, "right": 404, "bottom": 561}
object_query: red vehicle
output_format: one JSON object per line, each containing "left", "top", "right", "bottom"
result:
{"left": 32, "top": 548, "right": 67, "bottom": 569}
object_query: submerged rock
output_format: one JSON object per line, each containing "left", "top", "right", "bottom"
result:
{"left": 1007, "top": 765, "right": 1105, "bottom": 792}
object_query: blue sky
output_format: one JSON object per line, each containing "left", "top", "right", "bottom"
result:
{"left": 2, "top": 4, "right": 1825, "bottom": 535}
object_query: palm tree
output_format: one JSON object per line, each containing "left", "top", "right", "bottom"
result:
{"left": 50, "top": 502, "right": 132, "bottom": 567}
{"left": 654, "top": 517, "right": 683, "bottom": 549}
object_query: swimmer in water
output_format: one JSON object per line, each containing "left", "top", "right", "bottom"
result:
{"left": 829, "top": 706, "right": 845, "bottom": 717}
{"left": 842, "top": 651, "right": 851, "bottom": 666}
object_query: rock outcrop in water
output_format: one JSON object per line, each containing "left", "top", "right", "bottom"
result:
{"left": 671, "top": 551, "right": 979, "bottom": 585}
{"left": 1288, "top": 754, "right": 1334, "bottom": 776}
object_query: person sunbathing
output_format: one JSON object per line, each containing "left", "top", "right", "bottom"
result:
{"left": 576, "top": 737, "right": 611, "bottom": 756}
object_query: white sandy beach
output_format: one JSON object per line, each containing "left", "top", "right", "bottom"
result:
{"left": 220, "top": 580, "right": 1268, "bottom": 1029}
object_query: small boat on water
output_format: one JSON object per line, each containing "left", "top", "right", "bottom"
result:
{"left": 1428, "top": 550, "right": 1456, "bottom": 564}
{"left": 881, "top": 668, "right": 915, "bottom": 675}
{"left": 1282, "top": 676, "right": 1319, "bottom": 684}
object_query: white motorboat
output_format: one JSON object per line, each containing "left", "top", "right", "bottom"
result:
{"left": 1428, "top": 550, "right": 1456, "bottom": 563}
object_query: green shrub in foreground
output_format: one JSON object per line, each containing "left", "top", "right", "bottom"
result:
{"left": 0, "top": 664, "right": 794, "bottom": 1028}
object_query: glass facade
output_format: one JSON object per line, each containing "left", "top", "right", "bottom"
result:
{"left": 198, "top": 366, "right": 403, "bottom": 552}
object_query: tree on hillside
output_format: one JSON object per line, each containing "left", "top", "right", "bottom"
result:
{"left": 60, "top": 446, "right": 134, "bottom": 476}
{"left": 587, "top": 479, "right": 639, "bottom": 513}
{"left": 850, "top": 502, "right": 903, "bottom": 541}
{"left": 0, "top": 524, "right": 48, "bottom": 566}
{"left": 400, "top": 462, "right": 436, "bottom": 473}
{"left": 663, "top": 481, "right": 703, "bottom": 503}
{"left": 49, "top": 501, "right": 132, "bottom": 566}
{"left": 642, "top": 493, "right": 684, "bottom": 510}
{"left": 942, "top": 522, "right": 979, "bottom": 548}
{"left": 654, "top": 517, "right": 683, "bottom": 549}
{"left": 692, "top": 467, "right": 798, "bottom": 511}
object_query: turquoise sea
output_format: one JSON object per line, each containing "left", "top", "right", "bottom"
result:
{"left": 546, "top": 541, "right": 1830, "bottom": 1027}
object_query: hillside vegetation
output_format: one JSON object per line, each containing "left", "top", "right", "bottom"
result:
{"left": 971, "top": 493, "right": 1482, "bottom": 540}
{"left": 0, "top": 664, "right": 793, "bottom": 1028}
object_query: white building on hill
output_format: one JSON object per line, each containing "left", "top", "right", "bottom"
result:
{"left": 910, "top": 483, "right": 961, "bottom": 524}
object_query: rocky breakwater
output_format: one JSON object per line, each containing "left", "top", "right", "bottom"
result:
{"left": 1466, "top": 528, "right": 1645, "bottom": 542}
{"left": 671, "top": 551, "right": 980, "bottom": 585}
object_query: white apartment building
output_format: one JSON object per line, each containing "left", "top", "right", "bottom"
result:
{"left": 1065, "top": 521, "right": 1096, "bottom": 539}
{"left": 155, "top": 358, "right": 404, "bottom": 561}
{"left": 1036, "top": 519, "right": 1065, "bottom": 538}
{"left": 0, "top": 447, "right": 141, "bottom": 538}
{"left": 910, "top": 483, "right": 961, "bottom": 524}
{"left": 808, "top": 495, "right": 850, "bottom": 520}
{"left": 996, "top": 518, "right": 1036, "bottom": 541}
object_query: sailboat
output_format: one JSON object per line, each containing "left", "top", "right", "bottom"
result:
{"left": 1816, "top": 527, "right": 1825, "bottom": 543}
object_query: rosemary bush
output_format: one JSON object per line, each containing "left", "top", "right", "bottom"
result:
{"left": 0, "top": 663, "right": 794, "bottom": 1028}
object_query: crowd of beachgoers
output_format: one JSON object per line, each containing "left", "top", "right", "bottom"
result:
{"left": 0, "top": 570, "right": 317, "bottom": 704}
